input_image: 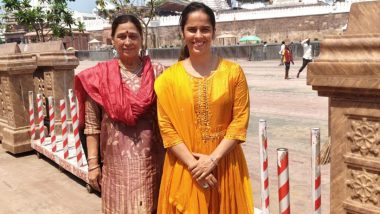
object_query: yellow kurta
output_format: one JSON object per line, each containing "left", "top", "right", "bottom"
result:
{"left": 154, "top": 58, "right": 253, "bottom": 214}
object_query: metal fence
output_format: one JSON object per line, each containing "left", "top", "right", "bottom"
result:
{"left": 76, "top": 42, "right": 320, "bottom": 61}
{"left": 149, "top": 42, "right": 320, "bottom": 61}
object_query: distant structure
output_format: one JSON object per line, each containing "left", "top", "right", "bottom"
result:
{"left": 144, "top": 0, "right": 376, "bottom": 47}
{"left": 189, "top": 0, "right": 230, "bottom": 10}
{"left": 3, "top": 14, "right": 27, "bottom": 43}
{"left": 2, "top": 0, "right": 375, "bottom": 48}
{"left": 72, "top": 11, "right": 110, "bottom": 32}
{"left": 2, "top": 1, "right": 104, "bottom": 50}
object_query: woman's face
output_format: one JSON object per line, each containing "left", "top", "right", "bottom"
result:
{"left": 112, "top": 22, "right": 142, "bottom": 60}
{"left": 183, "top": 11, "right": 214, "bottom": 57}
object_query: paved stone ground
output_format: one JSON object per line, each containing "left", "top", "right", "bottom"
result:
{"left": 0, "top": 59, "right": 330, "bottom": 214}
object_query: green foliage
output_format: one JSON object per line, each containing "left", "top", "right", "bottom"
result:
{"left": 77, "top": 21, "right": 85, "bottom": 33}
{"left": 2, "top": 0, "right": 77, "bottom": 42}
{"left": 96, "top": 0, "right": 164, "bottom": 49}
{"left": 0, "top": 14, "right": 5, "bottom": 30}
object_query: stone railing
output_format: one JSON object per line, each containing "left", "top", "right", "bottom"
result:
{"left": 0, "top": 41, "right": 78, "bottom": 154}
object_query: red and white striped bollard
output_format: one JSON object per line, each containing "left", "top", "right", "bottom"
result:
{"left": 36, "top": 94, "right": 45, "bottom": 145}
{"left": 259, "top": 119, "right": 270, "bottom": 214}
{"left": 48, "top": 96, "right": 56, "bottom": 152}
{"left": 277, "top": 148, "right": 290, "bottom": 214}
{"left": 60, "top": 99, "right": 69, "bottom": 159}
{"left": 28, "top": 91, "right": 36, "bottom": 140}
{"left": 311, "top": 128, "right": 321, "bottom": 214}
{"left": 68, "top": 89, "right": 83, "bottom": 167}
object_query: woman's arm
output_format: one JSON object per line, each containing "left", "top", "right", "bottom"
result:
{"left": 191, "top": 65, "right": 250, "bottom": 181}
{"left": 84, "top": 97, "right": 102, "bottom": 191}
{"left": 191, "top": 139, "right": 240, "bottom": 181}
{"left": 157, "top": 98, "right": 217, "bottom": 188}
{"left": 86, "top": 134, "right": 101, "bottom": 191}
{"left": 169, "top": 143, "right": 197, "bottom": 169}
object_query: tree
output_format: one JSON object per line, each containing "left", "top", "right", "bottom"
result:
{"left": 77, "top": 21, "right": 86, "bottom": 34}
{"left": 96, "top": 0, "right": 164, "bottom": 50}
{"left": 0, "top": 14, "right": 5, "bottom": 43}
{"left": 3, "top": 0, "right": 77, "bottom": 42}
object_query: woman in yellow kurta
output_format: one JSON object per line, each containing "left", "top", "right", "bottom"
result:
{"left": 155, "top": 2, "right": 254, "bottom": 213}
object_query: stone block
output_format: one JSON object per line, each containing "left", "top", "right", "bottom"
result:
{"left": 0, "top": 53, "right": 36, "bottom": 148}
{"left": 307, "top": 1, "right": 380, "bottom": 213}
{"left": 346, "top": 1, "right": 380, "bottom": 35}
{"left": 1, "top": 126, "right": 32, "bottom": 154}
{"left": 0, "top": 43, "right": 21, "bottom": 55}
{"left": 0, "top": 40, "right": 78, "bottom": 154}
{"left": 19, "top": 41, "right": 64, "bottom": 53}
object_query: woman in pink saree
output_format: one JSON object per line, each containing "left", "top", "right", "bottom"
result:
{"left": 75, "top": 14, "right": 164, "bottom": 213}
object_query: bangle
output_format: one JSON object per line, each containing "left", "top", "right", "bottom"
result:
{"left": 87, "top": 156, "right": 98, "bottom": 161}
{"left": 210, "top": 157, "right": 218, "bottom": 166}
{"left": 88, "top": 165, "right": 100, "bottom": 171}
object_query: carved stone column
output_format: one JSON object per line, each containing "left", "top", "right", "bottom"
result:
{"left": 307, "top": 2, "right": 380, "bottom": 213}
{"left": 22, "top": 41, "right": 79, "bottom": 134}
{"left": 0, "top": 43, "right": 37, "bottom": 153}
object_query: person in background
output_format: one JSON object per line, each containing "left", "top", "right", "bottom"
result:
{"left": 75, "top": 14, "right": 164, "bottom": 213}
{"left": 279, "top": 41, "right": 285, "bottom": 65}
{"left": 155, "top": 2, "right": 254, "bottom": 213}
{"left": 283, "top": 44, "right": 294, "bottom": 79}
{"left": 263, "top": 41, "right": 268, "bottom": 60}
{"left": 297, "top": 38, "right": 313, "bottom": 78}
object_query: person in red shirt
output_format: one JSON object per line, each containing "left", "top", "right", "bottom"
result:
{"left": 283, "top": 44, "right": 294, "bottom": 79}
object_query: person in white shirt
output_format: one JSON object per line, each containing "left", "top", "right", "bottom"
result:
{"left": 297, "top": 38, "right": 313, "bottom": 78}
{"left": 279, "top": 41, "right": 285, "bottom": 65}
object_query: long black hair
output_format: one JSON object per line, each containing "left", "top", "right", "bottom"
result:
{"left": 178, "top": 2, "right": 216, "bottom": 61}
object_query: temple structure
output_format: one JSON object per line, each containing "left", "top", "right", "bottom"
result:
{"left": 307, "top": 1, "right": 380, "bottom": 213}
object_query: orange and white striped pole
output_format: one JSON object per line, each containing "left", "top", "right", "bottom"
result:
{"left": 311, "top": 128, "right": 321, "bottom": 214}
{"left": 60, "top": 99, "right": 69, "bottom": 159}
{"left": 28, "top": 91, "right": 36, "bottom": 140}
{"left": 259, "top": 119, "right": 270, "bottom": 214}
{"left": 36, "top": 94, "right": 45, "bottom": 145}
{"left": 68, "top": 89, "right": 83, "bottom": 167}
{"left": 48, "top": 96, "right": 56, "bottom": 152}
{"left": 277, "top": 148, "right": 290, "bottom": 214}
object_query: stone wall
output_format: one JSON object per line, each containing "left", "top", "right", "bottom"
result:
{"left": 148, "top": 13, "right": 348, "bottom": 48}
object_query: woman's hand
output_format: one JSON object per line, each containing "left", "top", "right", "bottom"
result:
{"left": 197, "top": 173, "right": 218, "bottom": 189}
{"left": 88, "top": 159, "right": 102, "bottom": 192}
{"left": 153, "top": 63, "right": 165, "bottom": 78}
{"left": 189, "top": 153, "right": 218, "bottom": 181}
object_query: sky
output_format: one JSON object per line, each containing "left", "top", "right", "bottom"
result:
{"left": 0, "top": 1, "right": 97, "bottom": 14}
{"left": 67, "top": 0, "right": 98, "bottom": 13}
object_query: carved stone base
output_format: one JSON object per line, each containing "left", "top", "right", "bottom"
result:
{"left": 0, "top": 120, "right": 6, "bottom": 141}
{"left": 1, "top": 126, "right": 32, "bottom": 154}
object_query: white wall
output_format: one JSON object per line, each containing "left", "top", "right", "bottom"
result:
{"left": 149, "top": 1, "right": 370, "bottom": 27}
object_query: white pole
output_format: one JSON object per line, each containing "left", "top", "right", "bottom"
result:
{"left": 259, "top": 119, "right": 270, "bottom": 214}
{"left": 311, "top": 128, "right": 321, "bottom": 214}
{"left": 68, "top": 89, "right": 83, "bottom": 167}
{"left": 60, "top": 99, "right": 69, "bottom": 159}
{"left": 277, "top": 148, "right": 290, "bottom": 214}
{"left": 28, "top": 91, "right": 35, "bottom": 140}
{"left": 48, "top": 96, "right": 56, "bottom": 152}
{"left": 36, "top": 94, "right": 45, "bottom": 145}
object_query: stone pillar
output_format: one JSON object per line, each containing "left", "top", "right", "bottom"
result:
{"left": 0, "top": 43, "right": 37, "bottom": 153}
{"left": 21, "top": 41, "right": 79, "bottom": 134}
{"left": 307, "top": 2, "right": 380, "bottom": 213}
